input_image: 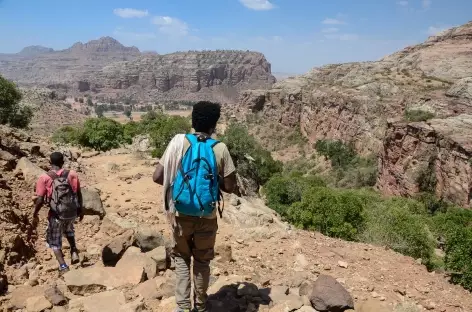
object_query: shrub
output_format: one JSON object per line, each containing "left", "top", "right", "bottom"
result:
{"left": 263, "top": 173, "right": 326, "bottom": 215}
{"left": 87, "top": 98, "right": 93, "bottom": 106}
{"left": 315, "top": 139, "right": 357, "bottom": 169}
{"left": 123, "top": 121, "right": 140, "bottom": 144}
{"left": 145, "top": 113, "right": 191, "bottom": 157}
{"left": 78, "top": 118, "right": 124, "bottom": 151}
{"left": 431, "top": 206, "right": 472, "bottom": 241}
{"left": 8, "top": 105, "right": 33, "bottom": 129}
{"left": 221, "top": 123, "right": 282, "bottom": 185}
{"left": 52, "top": 126, "right": 82, "bottom": 145}
{"left": 0, "top": 75, "right": 33, "bottom": 129}
{"left": 360, "top": 197, "right": 435, "bottom": 262}
{"left": 404, "top": 109, "right": 435, "bottom": 122}
{"left": 286, "top": 188, "right": 367, "bottom": 240}
{"left": 445, "top": 227, "right": 472, "bottom": 291}
{"left": 95, "top": 105, "right": 105, "bottom": 118}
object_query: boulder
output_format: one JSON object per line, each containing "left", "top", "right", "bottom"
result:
{"left": 116, "top": 247, "right": 158, "bottom": 280}
{"left": 44, "top": 286, "right": 67, "bottom": 306}
{"left": 14, "top": 157, "right": 46, "bottom": 187}
{"left": 81, "top": 187, "right": 106, "bottom": 218}
{"left": 134, "top": 226, "right": 166, "bottom": 252}
{"left": 309, "top": 275, "right": 354, "bottom": 312}
{"left": 10, "top": 285, "right": 46, "bottom": 309}
{"left": 63, "top": 266, "right": 145, "bottom": 295}
{"left": 134, "top": 274, "right": 175, "bottom": 300}
{"left": 102, "top": 229, "right": 134, "bottom": 266}
{"left": 146, "top": 246, "right": 168, "bottom": 271}
{"left": 25, "top": 295, "right": 52, "bottom": 312}
{"left": 131, "top": 134, "right": 151, "bottom": 152}
{"left": 69, "top": 290, "right": 126, "bottom": 312}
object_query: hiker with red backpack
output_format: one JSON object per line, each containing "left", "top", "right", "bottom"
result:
{"left": 33, "top": 152, "right": 83, "bottom": 273}
{"left": 153, "top": 101, "right": 237, "bottom": 312}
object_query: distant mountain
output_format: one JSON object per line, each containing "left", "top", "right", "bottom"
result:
{"left": 18, "top": 45, "right": 54, "bottom": 56}
{"left": 0, "top": 37, "right": 275, "bottom": 101}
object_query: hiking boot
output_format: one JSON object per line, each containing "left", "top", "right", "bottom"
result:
{"left": 71, "top": 251, "right": 80, "bottom": 265}
{"left": 59, "top": 264, "right": 70, "bottom": 274}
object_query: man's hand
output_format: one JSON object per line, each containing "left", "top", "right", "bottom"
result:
{"left": 31, "top": 212, "right": 39, "bottom": 228}
{"left": 79, "top": 213, "right": 84, "bottom": 222}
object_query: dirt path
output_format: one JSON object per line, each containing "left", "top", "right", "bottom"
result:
{"left": 3, "top": 150, "right": 471, "bottom": 312}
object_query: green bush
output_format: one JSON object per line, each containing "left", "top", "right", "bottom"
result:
{"left": 78, "top": 118, "right": 124, "bottom": 151}
{"left": 52, "top": 126, "right": 82, "bottom": 145}
{"left": 445, "top": 227, "right": 472, "bottom": 291}
{"left": 0, "top": 75, "right": 33, "bottom": 129}
{"left": 360, "top": 197, "right": 435, "bottom": 262}
{"left": 146, "top": 114, "right": 191, "bottom": 158}
{"left": 221, "top": 123, "right": 282, "bottom": 185}
{"left": 286, "top": 187, "right": 367, "bottom": 240}
{"left": 404, "top": 109, "right": 435, "bottom": 122}
{"left": 123, "top": 121, "right": 140, "bottom": 144}
{"left": 315, "top": 140, "right": 357, "bottom": 169}
{"left": 431, "top": 206, "right": 472, "bottom": 241}
{"left": 263, "top": 172, "right": 326, "bottom": 215}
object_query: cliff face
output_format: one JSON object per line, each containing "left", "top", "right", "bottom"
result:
{"left": 95, "top": 51, "right": 275, "bottom": 95}
{"left": 0, "top": 38, "right": 275, "bottom": 101}
{"left": 239, "top": 21, "right": 472, "bottom": 205}
{"left": 377, "top": 116, "right": 472, "bottom": 207}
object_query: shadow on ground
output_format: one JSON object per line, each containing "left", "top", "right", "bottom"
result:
{"left": 207, "top": 282, "right": 272, "bottom": 312}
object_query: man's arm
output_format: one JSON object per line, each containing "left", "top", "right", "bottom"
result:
{"left": 220, "top": 172, "right": 237, "bottom": 194}
{"left": 34, "top": 176, "right": 47, "bottom": 216}
{"left": 33, "top": 196, "right": 44, "bottom": 216}
{"left": 153, "top": 163, "right": 164, "bottom": 185}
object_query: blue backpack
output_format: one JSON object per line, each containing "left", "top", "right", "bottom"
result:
{"left": 171, "top": 133, "right": 223, "bottom": 217}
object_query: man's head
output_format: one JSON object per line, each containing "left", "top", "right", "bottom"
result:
{"left": 50, "top": 152, "right": 64, "bottom": 168}
{"left": 192, "top": 101, "right": 221, "bottom": 134}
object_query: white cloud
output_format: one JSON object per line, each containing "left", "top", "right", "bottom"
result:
{"left": 152, "top": 16, "right": 189, "bottom": 36}
{"left": 321, "top": 27, "right": 339, "bottom": 33}
{"left": 397, "top": 1, "right": 409, "bottom": 6}
{"left": 422, "top": 0, "right": 431, "bottom": 9}
{"left": 426, "top": 25, "right": 451, "bottom": 36}
{"left": 322, "top": 18, "right": 346, "bottom": 25}
{"left": 113, "top": 8, "right": 149, "bottom": 18}
{"left": 324, "top": 33, "right": 359, "bottom": 41}
{"left": 239, "top": 0, "right": 275, "bottom": 11}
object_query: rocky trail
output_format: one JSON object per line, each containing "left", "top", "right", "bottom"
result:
{"left": 1, "top": 127, "right": 472, "bottom": 312}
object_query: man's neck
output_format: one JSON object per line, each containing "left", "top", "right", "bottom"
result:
{"left": 51, "top": 165, "right": 62, "bottom": 171}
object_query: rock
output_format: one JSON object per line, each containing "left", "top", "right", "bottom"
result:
{"left": 102, "top": 229, "right": 134, "bottom": 266}
{"left": 69, "top": 290, "right": 126, "bottom": 312}
{"left": 116, "top": 247, "right": 158, "bottom": 280}
{"left": 44, "top": 286, "right": 67, "bottom": 306}
{"left": 63, "top": 266, "right": 145, "bottom": 295}
{"left": 146, "top": 246, "right": 168, "bottom": 271}
{"left": 52, "top": 307, "right": 67, "bottom": 312}
{"left": 298, "top": 307, "right": 317, "bottom": 312}
{"left": 337, "top": 261, "right": 348, "bottom": 269}
{"left": 131, "top": 134, "right": 151, "bottom": 152}
{"left": 357, "top": 299, "right": 391, "bottom": 312}
{"left": 269, "top": 297, "right": 304, "bottom": 312}
{"left": 299, "top": 281, "right": 314, "bottom": 297}
{"left": 215, "top": 243, "right": 233, "bottom": 263}
{"left": 81, "top": 151, "right": 100, "bottom": 158}
{"left": 81, "top": 187, "right": 106, "bottom": 218}
{"left": 133, "top": 279, "right": 159, "bottom": 300}
{"left": 10, "top": 285, "right": 46, "bottom": 309}
{"left": 14, "top": 157, "right": 45, "bottom": 187}
{"left": 134, "top": 226, "right": 166, "bottom": 252}
{"left": 0, "top": 275, "right": 7, "bottom": 294}
{"left": 25, "top": 295, "right": 52, "bottom": 312}
{"left": 309, "top": 275, "right": 354, "bottom": 312}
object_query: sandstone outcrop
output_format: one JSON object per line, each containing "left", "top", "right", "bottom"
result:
{"left": 377, "top": 115, "right": 472, "bottom": 207}
{"left": 238, "top": 21, "right": 472, "bottom": 204}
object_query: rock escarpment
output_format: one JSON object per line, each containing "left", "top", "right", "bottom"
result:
{"left": 238, "top": 21, "right": 472, "bottom": 205}
{"left": 0, "top": 38, "right": 275, "bottom": 101}
{"left": 377, "top": 115, "right": 472, "bottom": 207}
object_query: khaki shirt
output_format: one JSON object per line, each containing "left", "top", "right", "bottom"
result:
{"left": 160, "top": 134, "right": 236, "bottom": 219}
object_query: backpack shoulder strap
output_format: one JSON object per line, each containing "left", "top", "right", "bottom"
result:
{"left": 60, "top": 169, "right": 70, "bottom": 179}
{"left": 47, "top": 170, "right": 58, "bottom": 180}
{"left": 186, "top": 133, "right": 198, "bottom": 146}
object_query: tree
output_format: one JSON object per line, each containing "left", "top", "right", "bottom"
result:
{"left": 124, "top": 108, "right": 132, "bottom": 119}
{"left": 87, "top": 97, "right": 94, "bottom": 106}
{"left": 0, "top": 75, "right": 33, "bottom": 129}
{"left": 95, "top": 105, "right": 105, "bottom": 118}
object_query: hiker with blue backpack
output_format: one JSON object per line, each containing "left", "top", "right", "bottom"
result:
{"left": 153, "top": 101, "right": 237, "bottom": 312}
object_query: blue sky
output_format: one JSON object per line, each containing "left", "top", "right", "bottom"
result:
{"left": 0, "top": 0, "right": 471, "bottom": 73}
